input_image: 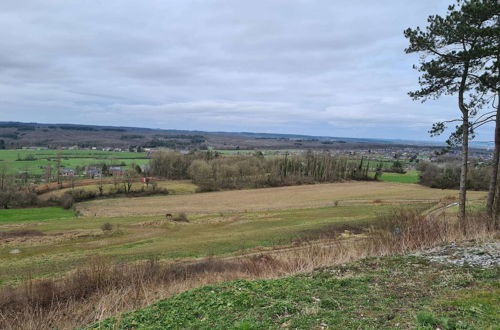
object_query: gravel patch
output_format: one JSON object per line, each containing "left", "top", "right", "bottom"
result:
{"left": 413, "top": 240, "right": 500, "bottom": 268}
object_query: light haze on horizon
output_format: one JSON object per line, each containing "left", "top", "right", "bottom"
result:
{"left": 0, "top": 0, "right": 494, "bottom": 142}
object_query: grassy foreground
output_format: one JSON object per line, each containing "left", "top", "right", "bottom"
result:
{"left": 90, "top": 255, "right": 499, "bottom": 329}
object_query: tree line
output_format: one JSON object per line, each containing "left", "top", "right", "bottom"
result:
{"left": 150, "top": 150, "right": 371, "bottom": 192}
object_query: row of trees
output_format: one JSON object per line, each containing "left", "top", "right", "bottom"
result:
{"left": 150, "top": 150, "right": 371, "bottom": 192}
{"left": 405, "top": 0, "right": 499, "bottom": 227}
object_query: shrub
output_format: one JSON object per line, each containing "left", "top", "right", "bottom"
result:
{"left": 58, "top": 189, "right": 98, "bottom": 209}
{"left": 415, "top": 311, "right": 440, "bottom": 327}
{"left": 0, "top": 189, "right": 40, "bottom": 209}
{"left": 172, "top": 213, "right": 189, "bottom": 222}
{"left": 101, "top": 222, "right": 113, "bottom": 231}
{"left": 59, "top": 194, "right": 74, "bottom": 209}
{"left": 419, "top": 161, "right": 490, "bottom": 190}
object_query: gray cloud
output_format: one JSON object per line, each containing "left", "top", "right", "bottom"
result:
{"left": 0, "top": 0, "right": 493, "bottom": 141}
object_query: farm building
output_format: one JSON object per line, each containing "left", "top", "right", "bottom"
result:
{"left": 109, "top": 166, "right": 126, "bottom": 177}
{"left": 60, "top": 168, "right": 75, "bottom": 177}
{"left": 85, "top": 166, "right": 102, "bottom": 178}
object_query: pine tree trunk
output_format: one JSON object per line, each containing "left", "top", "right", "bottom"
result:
{"left": 487, "top": 104, "right": 500, "bottom": 218}
{"left": 495, "top": 170, "right": 500, "bottom": 230}
{"left": 494, "top": 97, "right": 500, "bottom": 230}
{"left": 457, "top": 62, "right": 470, "bottom": 225}
{"left": 458, "top": 114, "right": 469, "bottom": 223}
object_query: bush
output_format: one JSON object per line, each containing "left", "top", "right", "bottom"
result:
{"left": 418, "top": 162, "right": 490, "bottom": 190}
{"left": 415, "top": 312, "right": 440, "bottom": 327}
{"left": 172, "top": 213, "right": 189, "bottom": 222}
{"left": 0, "top": 189, "right": 40, "bottom": 209}
{"left": 58, "top": 189, "right": 98, "bottom": 209}
{"left": 101, "top": 222, "right": 113, "bottom": 231}
{"left": 59, "top": 193, "right": 74, "bottom": 209}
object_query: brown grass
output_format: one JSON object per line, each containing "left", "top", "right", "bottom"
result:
{"left": 440, "top": 195, "right": 458, "bottom": 202}
{"left": 0, "top": 230, "right": 104, "bottom": 249}
{"left": 0, "top": 207, "right": 496, "bottom": 330}
{"left": 293, "top": 223, "right": 366, "bottom": 244}
{"left": 76, "top": 181, "right": 487, "bottom": 217}
{"left": 0, "top": 230, "right": 44, "bottom": 239}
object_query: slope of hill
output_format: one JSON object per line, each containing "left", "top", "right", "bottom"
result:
{"left": 90, "top": 250, "right": 499, "bottom": 329}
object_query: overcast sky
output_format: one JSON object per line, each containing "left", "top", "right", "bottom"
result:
{"left": 0, "top": 0, "right": 494, "bottom": 141}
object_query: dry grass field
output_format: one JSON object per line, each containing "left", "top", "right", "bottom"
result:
{"left": 77, "top": 181, "right": 486, "bottom": 217}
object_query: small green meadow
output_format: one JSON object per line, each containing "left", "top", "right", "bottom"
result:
{"left": 0, "top": 207, "right": 74, "bottom": 224}
{"left": 378, "top": 170, "right": 420, "bottom": 184}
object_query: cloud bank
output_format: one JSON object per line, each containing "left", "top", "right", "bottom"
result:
{"left": 0, "top": 0, "right": 493, "bottom": 141}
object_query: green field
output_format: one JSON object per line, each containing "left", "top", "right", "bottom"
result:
{"left": 0, "top": 149, "right": 149, "bottom": 175}
{"left": 91, "top": 255, "right": 499, "bottom": 329}
{"left": 377, "top": 170, "right": 420, "bottom": 184}
{"left": 0, "top": 207, "right": 75, "bottom": 224}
